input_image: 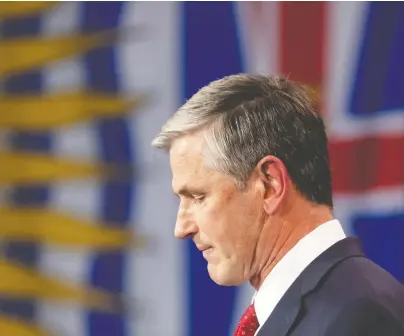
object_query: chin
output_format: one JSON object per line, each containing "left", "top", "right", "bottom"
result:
{"left": 207, "top": 263, "right": 244, "bottom": 286}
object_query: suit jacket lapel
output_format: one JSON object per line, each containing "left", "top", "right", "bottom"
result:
{"left": 257, "top": 237, "right": 365, "bottom": 336}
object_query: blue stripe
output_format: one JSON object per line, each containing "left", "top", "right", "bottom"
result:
{"left": 349, "top": 2, "right": 404, "bottom": 116}
{"left": 182, "top": 2, "right": 244, "bottom": 335}
{"left": 353, "top": 214, "right": 404, "bottom": 283}
{"left": 82, "top": 2, "right": 133, "bottom": 336}
{"left": 1, "top": 15, "right": 41, "bottom": 37}
{"left": 1, "top": 14, "right": 49, "bottom": 320}
{"left": 383, "top": 4, "right": 404, "bottom": 112}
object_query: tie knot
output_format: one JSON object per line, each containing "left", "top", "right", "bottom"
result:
{"left": 234, "top": 304, "right": 260, "bottom": 336}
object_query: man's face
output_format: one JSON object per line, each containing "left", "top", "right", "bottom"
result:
{"left": 169, "top": 133, "right": 265, "bottom": 286}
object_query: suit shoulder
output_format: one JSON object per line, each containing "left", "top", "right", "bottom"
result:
{"left": 311, "top": 255, "right": 404, "bottom": 322}
{"left": 330, "top": 255, "right": 404, "bottom": 297}
{"left": 301, "top": 257, "right": 404, "bottom": 335}
{"left": 323, "top": 297, "right": 404, "bottom": 336}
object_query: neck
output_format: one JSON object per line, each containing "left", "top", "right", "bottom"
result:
{"left": 249, "top": 201, "right": 333, "bottom": 290}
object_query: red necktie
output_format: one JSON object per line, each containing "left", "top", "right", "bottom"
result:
{"left": 234, "top": 304, "right": 260, "bottom": 336}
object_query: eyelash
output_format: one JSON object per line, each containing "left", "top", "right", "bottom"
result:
{"left": 193, "top": 195, "right": 205, "bottom": 203}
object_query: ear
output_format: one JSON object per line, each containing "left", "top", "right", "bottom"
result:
{"left": 256, "top": 155, "right": 289, "bottom": 214}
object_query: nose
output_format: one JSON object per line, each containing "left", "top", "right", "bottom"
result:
{"left": 174, "top": 208, "right": 198, "bottom": 239}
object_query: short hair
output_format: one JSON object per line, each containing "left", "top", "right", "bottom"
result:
{"left": 152, "top": 74, "right": 333, "bottom": 207}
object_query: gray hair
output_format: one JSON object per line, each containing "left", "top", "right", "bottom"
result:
{"left": 152, "top": 74, "right": 320, "bottom": 190}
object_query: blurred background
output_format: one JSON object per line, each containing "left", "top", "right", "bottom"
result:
{"left": 0, "top": 1, "right": 403, "bottom": 336}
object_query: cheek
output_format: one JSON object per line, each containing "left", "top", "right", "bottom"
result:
{"left": 228, "top": 197, "right": 264, "bottom": 246}
{"left": 198, "top": 198, "right": 256, "bottom": 247}
{"left": 195, "top": 200, "right": 233, "bottom": 240}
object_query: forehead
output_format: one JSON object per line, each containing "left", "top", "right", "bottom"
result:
{"left": 169, "top": 134, "right": 232, "bottom": 193}
{"left": 169, "top": 134, "right": 207, "bottom": 188}
{"left": 170, "top": 133, "right": 204, "bottom": 168}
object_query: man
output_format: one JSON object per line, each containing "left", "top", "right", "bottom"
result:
{"left": 152, "top": 74, "right": 404, "bottom": 336}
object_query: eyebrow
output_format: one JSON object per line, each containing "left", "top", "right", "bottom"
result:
{"left": 173, "top": 185, "right": 204, "bottom": 197}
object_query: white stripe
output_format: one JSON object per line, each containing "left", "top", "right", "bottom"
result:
{"left": 118, "top": 2, "right": 185, "bottom": 336}
{"left": 42, "top": 2, "right": 84, "bottom": 92}
{"left": 38, "top": 302, "right": 85, "bottom": 336}
{"left": 52, "top": 123, "right": 100, "bottom": 161}
{"left": 324, "top": 2, "right": 404, "bottom": 139}
{"left": 39, "top": 4, "right": 88, "bottom": 336}
{"left": 43, "top": 58, "right": 84, "bottom": 92}
{"left": 49, "top": 181, "right": 102, "bottom": 220}
{"left": 42, "top": 2, "right": 81, "bottom": 36}
{"left": 39, "top": 245, "right": 91, "bottom": 286}
{"left": 324, "top": 1, "right": 366, "bottom": 136}
{"left": 334, "top": 187, "right": 404, "bottom": 235}
{"left": 42, "top": 1, "right": 96, "bottom": 162}
{"left": 236, "top": 2, "right": 280, "bottom": 76}
{"left": 328, "top": 111, "right": 404, "bottom": 140}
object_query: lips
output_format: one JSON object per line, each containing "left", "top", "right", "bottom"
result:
{"left": 196, "top": 244, "right": 211, "bottom": 252}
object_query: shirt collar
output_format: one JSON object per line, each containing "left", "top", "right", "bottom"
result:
{"left": 252, "top": 219, "right": 346, "bottom": 326}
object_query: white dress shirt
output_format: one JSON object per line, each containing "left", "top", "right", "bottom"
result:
{"left": 253, "top": 219, "right": 346, "bottom": 335}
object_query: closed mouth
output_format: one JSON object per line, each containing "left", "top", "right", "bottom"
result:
{"left": 196, "top": 245, "right": 212, "bottom": 253}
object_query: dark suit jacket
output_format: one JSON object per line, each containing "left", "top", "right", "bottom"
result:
{"left": 257, "top": 237, "right": 404, "bottom": 336}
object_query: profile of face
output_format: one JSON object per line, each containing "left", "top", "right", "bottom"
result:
{"left": 169, "top": 133, "right": 279, "bottom": 286}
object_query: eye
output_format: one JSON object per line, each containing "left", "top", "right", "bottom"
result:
{"left": 193, "top": 195, "right": 205, "bottom": 203}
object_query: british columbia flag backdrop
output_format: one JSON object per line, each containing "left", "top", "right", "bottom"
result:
{"left": 0, "top": 2, "right": 402, "bottom": 336}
